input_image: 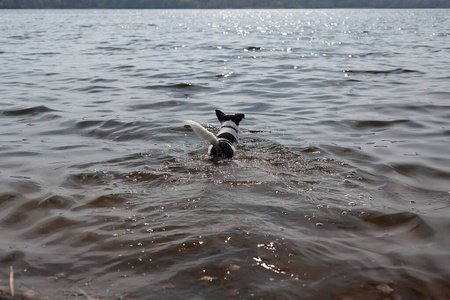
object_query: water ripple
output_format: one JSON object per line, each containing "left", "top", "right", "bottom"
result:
{"left": 1, "top": 9, "right": 449, "bottom": 300}
{"left": 1, "top": 105, "right": 56, "bottom": 116}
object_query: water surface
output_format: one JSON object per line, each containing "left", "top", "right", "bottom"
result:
{"left": 0, "top": 9, "right": 449, "bottom": 299}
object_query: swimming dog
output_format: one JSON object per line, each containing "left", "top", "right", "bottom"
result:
{"left": 186, "top": 110, "right": 245, "bottom": 159}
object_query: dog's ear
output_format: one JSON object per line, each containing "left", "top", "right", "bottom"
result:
{"left": 232, "top": 113, "right": 245, "bottom": 125}
{"left": 215, "top": 110, "right": 226, "bottom": 122}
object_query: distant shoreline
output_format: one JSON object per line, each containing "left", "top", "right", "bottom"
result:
{"left": 1, "top": 7, "right": 450, "bottom": 9}
{"left": 1, "top": 0, "right": 449, "bottom": 10}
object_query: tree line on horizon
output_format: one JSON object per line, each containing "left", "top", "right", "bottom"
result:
{"left": 0, "top": 0, "right": 448, "bottom": 8}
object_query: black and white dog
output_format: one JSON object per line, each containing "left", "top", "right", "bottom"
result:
{"left": 186, "top": 110, "right": 245, "bottom": 159}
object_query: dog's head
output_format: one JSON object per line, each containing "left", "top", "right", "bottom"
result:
{"left": 215, "top": 110, "right": 245, "bottom": 125}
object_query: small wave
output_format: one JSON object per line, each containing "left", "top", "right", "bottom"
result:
{"left": 8, "top": 35, "right": 31, "bottom": 40}
{"left": 389, "top": 162, "right": 450, "bottom": 192}
{"left": 321, "top": 119, "right": 423, "bottom": 132}
{"left": 1, "top": 105, "right": 56, "bottom": 116}
{"left": 1, "top": 195, "right": 73, "bottom": 230}
{"left": 214, "top": 72, "right": 235, "bottom": 78}
{"left": 38, "top": 195, "right": 74, "bottom": 210}
{"left": 352, "top": 51, "right": 393, "bottom": 58}
{"left": 363, "top": 211, "right": 434, "bottom": 240}
{"left": 343, "top": 68, "right": 422, "bottom": 75}
{"left": 114, "top": 64, "right": 136, "bottom": 70}
{"left": 90, "top": 78, "right": 118, "bottom": 83}
{"left": 87, "top": 194, "right": 128, "bottom": 208}
{"left": 95, "top": 46, "right": 130, "bottom": 52}
{"left": 25, "top": 216, "right": 80, "bottom": 238}
{"left": 129, "top": 100, "right": 184, "bottom": 111}
{"left": 343, "top": 119, "right": 413, "bottom": 129}
{"left": 25, "top": 52, "right": 60, "bottom": 56}
{"left": 64, "top": 171, "right": 117, "bottom": 189}
{"left": 1, "top": 151, "right": 41, "bottom": 158}
{"left": 44, "top": 72, "right": 59, "bottom": 76}
{"left": 140, "top": 82, "right": 205, "bottom": 90}
{"left": 75, "top": 119, "right": 152, "bottom": 141}
{"left": 73, "top": 85, "right": 121, "bottom": 93}
{"left": 244, "top": 46, "right": 264, "bottom": 51}
{"left": 0, "top": 193, "right": 18, "bottom": 210}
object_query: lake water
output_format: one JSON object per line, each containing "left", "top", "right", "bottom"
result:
{"left": 0, "top": 9, "right": 449, "bottom": 300}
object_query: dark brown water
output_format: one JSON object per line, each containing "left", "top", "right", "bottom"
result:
{"left": 1, "top": 9, "right": 449, "bottom": 300}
